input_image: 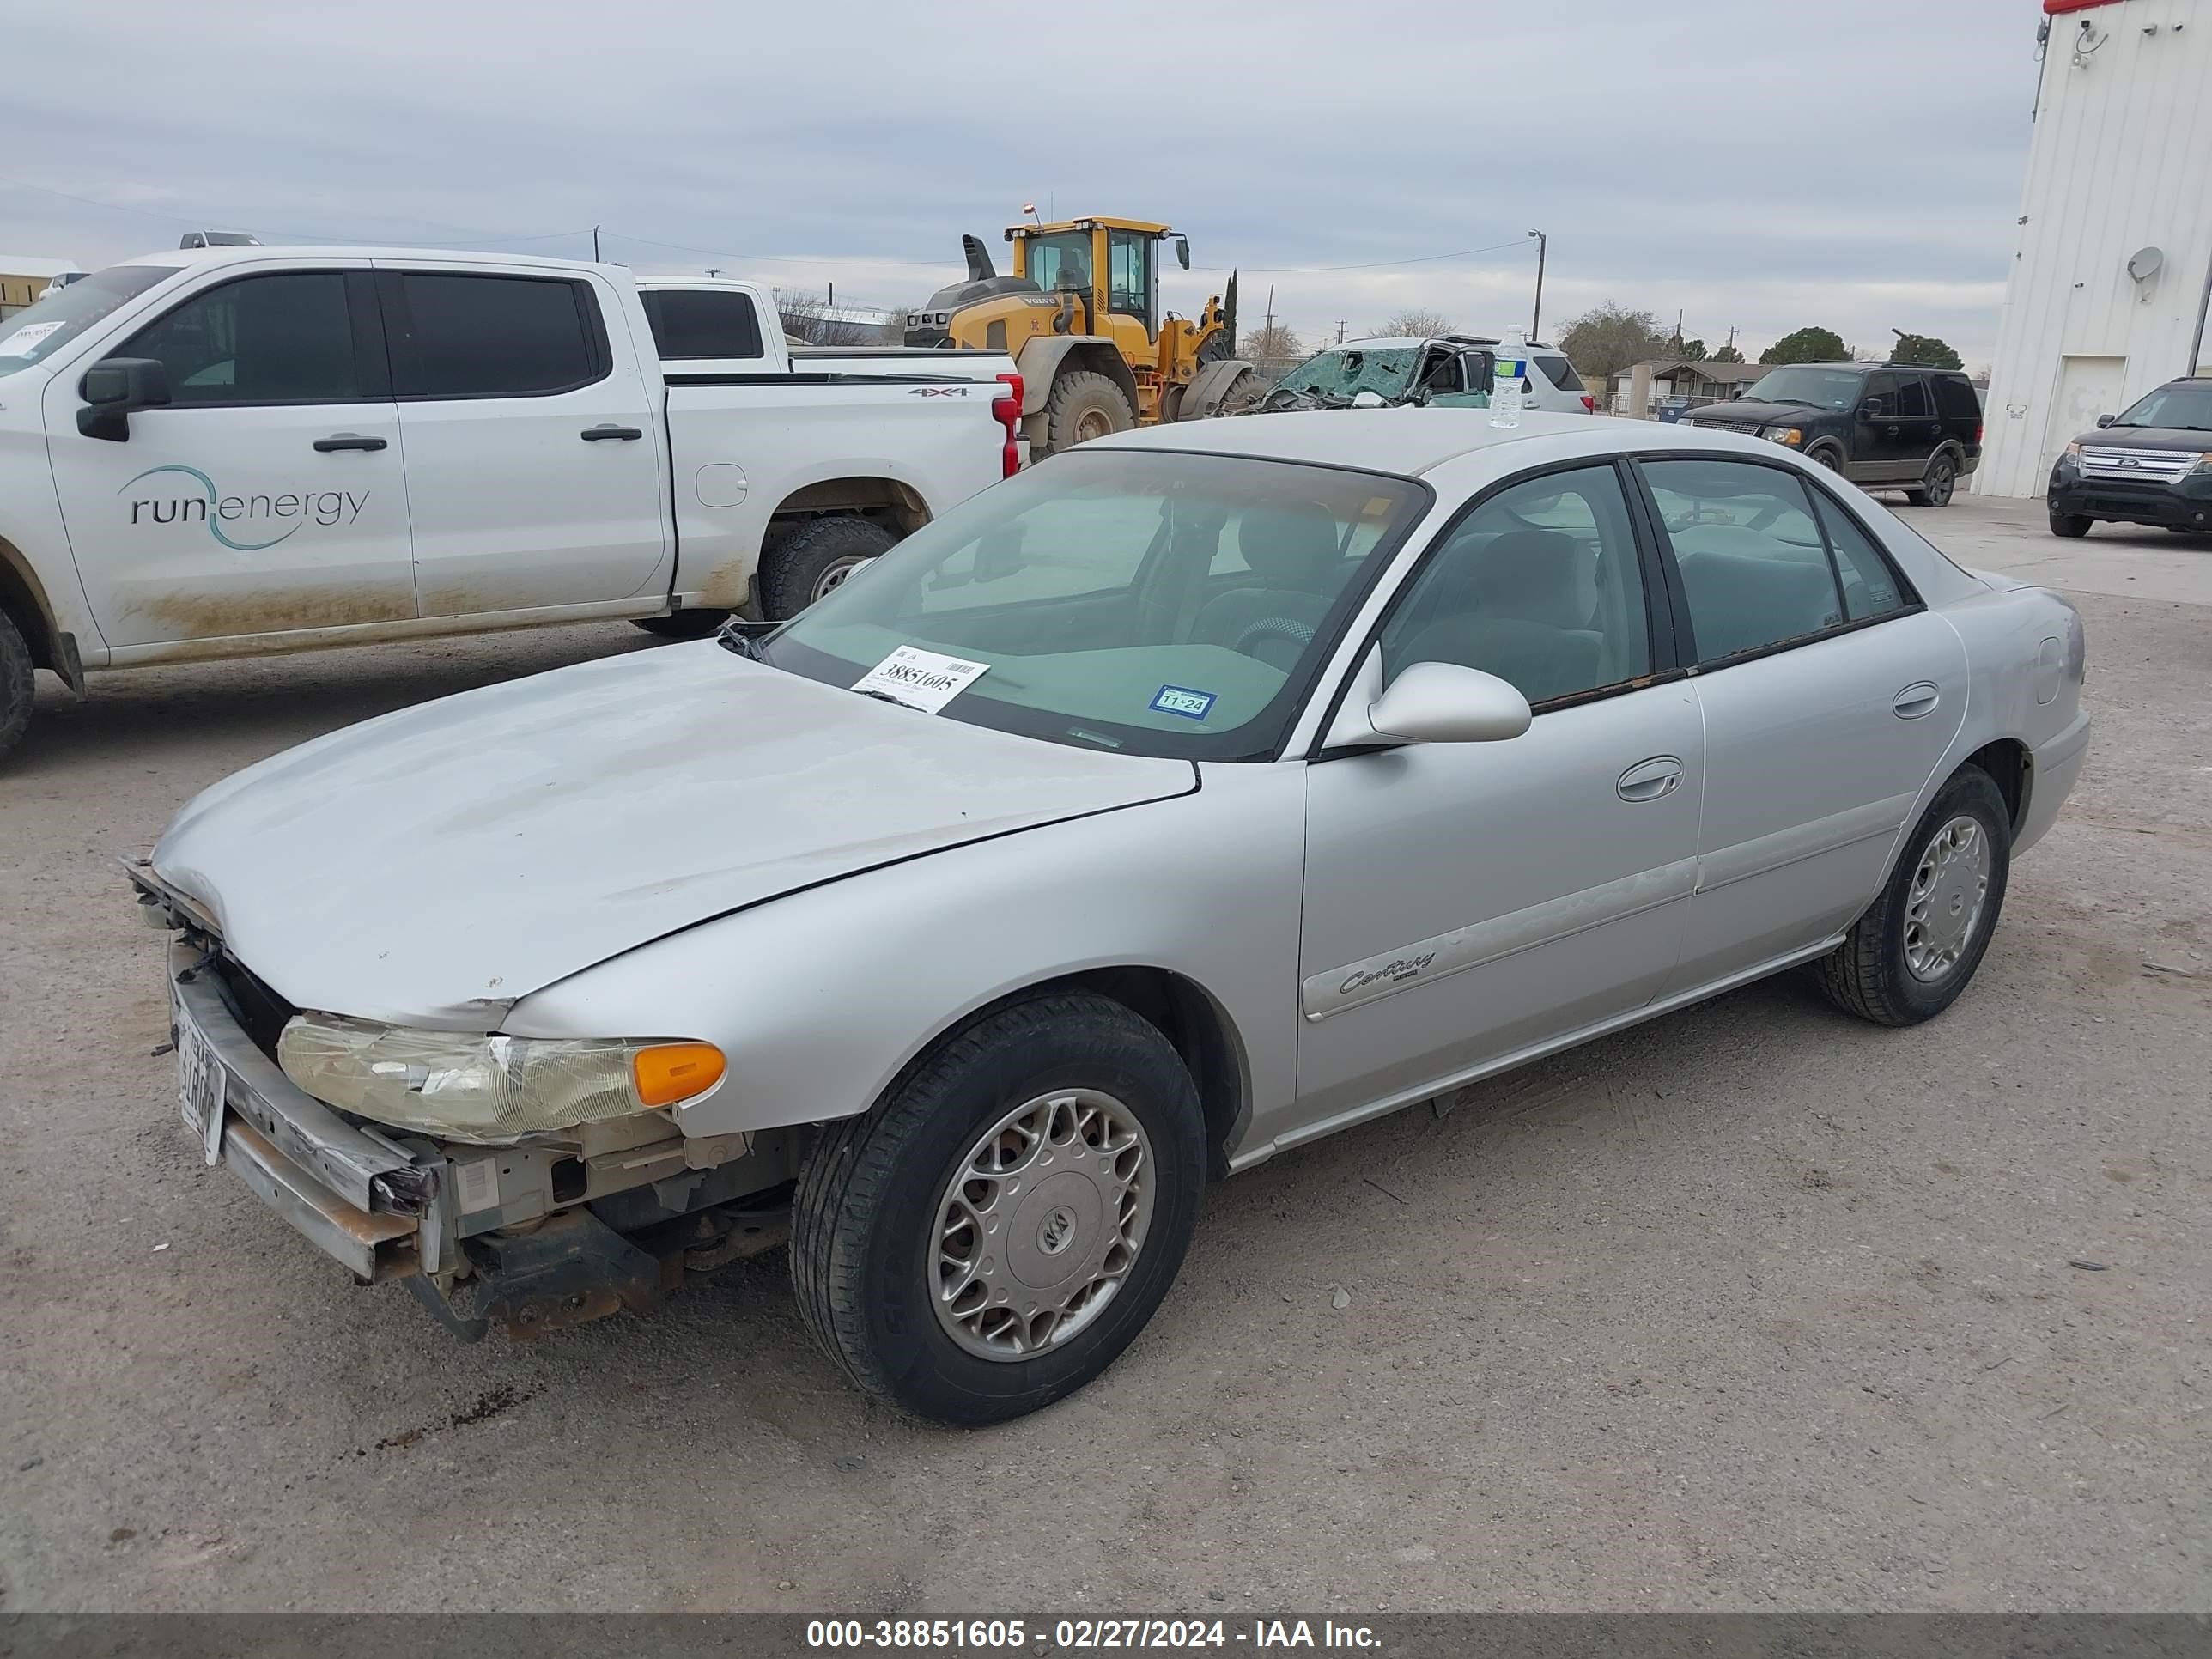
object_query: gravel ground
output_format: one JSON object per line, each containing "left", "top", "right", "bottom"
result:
{"left": 2, "top": 497, "right": 2206, "bottom": 1613}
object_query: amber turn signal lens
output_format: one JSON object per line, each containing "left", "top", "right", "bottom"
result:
{"left": 632, "top": 1042, "right": 726, "bottom": 1107}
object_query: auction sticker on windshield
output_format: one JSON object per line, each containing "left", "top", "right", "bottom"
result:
{"left": 0, "top": 320, "right": 66, "bottom": 356}
{"left": 1150, "top": 684, "right": 1217, "bottom": 721}
{"left": 853, "top": 645, "right": 991, "bottom": 713}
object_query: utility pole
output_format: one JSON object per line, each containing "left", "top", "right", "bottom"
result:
{"left": 1725, "top": 324, "right": 1738, "bottom": 356}
{"left": 1527, "top": 228, "right": 1547, "bottom": 339}
{"left": 1335, "top": 319, "right": 1346, "bottom": 344}
{"left": 1264, "top": 284, "right": 1276, "bottom": 355}
{"left": 829, "top": 282, "right": 835, "bottom": 308}
{"left": 592, "top": 226, "right": 601, "bottom": 262}
{"left": 704, "top": 266, "right": 720, "bottom": 278}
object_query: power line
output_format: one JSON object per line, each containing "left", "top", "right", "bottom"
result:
{"left": 1190, "top": 235, "right": 1539, "bottom": 275}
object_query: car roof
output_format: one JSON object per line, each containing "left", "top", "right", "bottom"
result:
{"left": 1093, "top": 409, "right": 1783, "bottom": 477}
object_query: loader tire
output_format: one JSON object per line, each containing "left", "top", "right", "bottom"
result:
{"left": 1045, "top": 371, "right": 1134, "bottom": 454}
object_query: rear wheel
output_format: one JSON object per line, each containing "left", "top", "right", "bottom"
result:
{"left": 1906, "top": 452, "right": 1958, "bottom": 507}
{"left": 631, "top": 609, "right": 730, "bottom": 640}
{"left": 0, "top": 609, "right": 33, "bottom": 766}
{"left": 1814, "top": 766, "right": 2011, "bottom": 1027}
{"left": 2049, "top": 510, "right": 2093, "bottom": 539}
{"left": 791, "top": 992, "right": 1206, "bottom": 1424}
{"left": 1045, "top": 370, "right": 1135, "bottom": 454}
{"left": 759, "top": 516, "right": 898, "bottom": 619}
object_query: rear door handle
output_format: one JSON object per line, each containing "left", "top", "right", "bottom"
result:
{"left": 313, "top": 433, "right": 386, "bottom": 453}
{"left": 580, "top": 424, "right": 643, "bottom": 441}
{"left": 1893, "top": 681, "right": 1941, "bottom": 720}
{"left": 1617, "top": 755, "right": 1685, "bottom": 802}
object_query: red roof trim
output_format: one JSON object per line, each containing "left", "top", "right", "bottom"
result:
{"left": 2045, "top": 0, "right": 2123, "bottom": 14}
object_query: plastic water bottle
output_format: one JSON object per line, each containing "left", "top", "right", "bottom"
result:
{"left": 1490, "top": 326, "right": 1525, "bottom": 428}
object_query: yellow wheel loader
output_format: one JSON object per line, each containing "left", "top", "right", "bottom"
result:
{"left": 903, "top": 216, "right": 1255, "bottom": 458}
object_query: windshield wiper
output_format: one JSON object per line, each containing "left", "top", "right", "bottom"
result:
{"left": 715, "top": 617, "right": 775, "bottom": 661}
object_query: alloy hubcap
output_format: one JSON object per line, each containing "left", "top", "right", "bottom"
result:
{"left": 1904, "top": 815, "right": 1990, "bottom": 981}
{"left": 930, "top": 1088, "right": 1154, "bottom": 1362}
{"left": 1929, "top": 463, "right": 1954, "bottom": 504}
{"left": 810, "top": 555, "right": 872, "bottom": 604}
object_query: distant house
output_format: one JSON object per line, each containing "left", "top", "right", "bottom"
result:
{"left": 1612, "top": 357, "right": 1770, "bottom": 417}
{"left": 0, "top": 254, "right": 82, "bottom": 321}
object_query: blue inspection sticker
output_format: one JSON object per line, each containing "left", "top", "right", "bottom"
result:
{"left": 1150, "top": 684, "right": 1218, "bottom": 721}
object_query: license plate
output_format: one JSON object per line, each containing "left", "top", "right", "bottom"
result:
{"left": 174, "top": 1002, "right": 226, "bottom": 1167}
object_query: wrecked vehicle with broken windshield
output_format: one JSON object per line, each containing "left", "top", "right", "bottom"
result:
{"left": 1245, "top": 337, "right": 1495, "bottom": 413}
{"left": 129, "top": 410, "right": 2087, "bottom": 1425}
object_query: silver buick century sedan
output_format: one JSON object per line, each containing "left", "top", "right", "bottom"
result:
{"left": 131, "top": 410, "right": 2090, "bottom": 1423}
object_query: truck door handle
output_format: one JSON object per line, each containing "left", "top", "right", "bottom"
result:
{"left": 1616, "top": 756, "right": 1684, "bottom": 802}
{"left": 1893, "top": 682, "right": 1941, "bottom": 720}
{"left": 581, "top": 424, "right": 643, "bottom": 441}
{"left": 313, "top": 433, "right": 386, "bottom": 453}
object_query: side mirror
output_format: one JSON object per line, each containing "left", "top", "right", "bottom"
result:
{"left": 1469, "top": 349, "right": 1497, "bottom": 392}
{"left": 2095, "top": 412, "right": 2117, "bottom": 428}
{"left": 76, "top": 356, "right": 171, "bottom": 441}
{"left": 1333, "top": 660, "right": 1531, "bottom": 747}
{"left": 1174, "top": 235, "right": 1191, "bottom": 271}
{"left": 1858, "top": 398, "right": 1888, "bottom": 420}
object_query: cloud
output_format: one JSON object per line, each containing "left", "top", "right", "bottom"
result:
{"left": 0, "top": 0, "right": 2037, "bottom": 362}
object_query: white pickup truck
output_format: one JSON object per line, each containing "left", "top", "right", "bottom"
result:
{"left": 0, "top": 248, "right": 1020, "bottom": 761}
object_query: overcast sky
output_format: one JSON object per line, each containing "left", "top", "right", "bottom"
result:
{"left": 1, "top": 1, "right": 2042, "bottom": 368}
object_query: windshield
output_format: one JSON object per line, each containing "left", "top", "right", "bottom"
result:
{"left": 2112, "top": 380, "right": 2212, "bottom": 431}
{"left": 0, "top": 264, "right": 178, "bottom": 379}
{"left": 1022, "top": 232, "right": 1092, "bottom": 293}
{"left": 761, "top": 449, "right": 1429, "bottom": 759}
{"left": 1742, "top": 367, "right": 1865, "bottom": 410}
{"left": 1279, "top": 347, "right": 1419, "bottom": 401}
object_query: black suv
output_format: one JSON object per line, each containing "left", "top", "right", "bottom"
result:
{"left": 1681, "top": 362, "right": 1982, "bottom": 505}
{"left": 2047, "top": 376, "right": 2212, "bottom": 538}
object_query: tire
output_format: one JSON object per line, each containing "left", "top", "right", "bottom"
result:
{"left": 791, "top": 991, "right": 1206, "bottom": 1425}
{"left": 1808, "top": 445, "right": 1844, "bottom": 473}
{"left": 630, "top": 608, "right": 731, "bottom": 640}
{"left": 758, "top": 516, "right": 897, "bottom": 620}
{"left": 0, "top": 608, "right": 33, "bottom": 766}
{"left": 2049, "top": 510, "right": 2093, "bottom": 539}
{"left": 1044, "top": 370, "right": 1135, "bottom": 455}
{"left": 1814, "top": 765, "right": 2012, "bottom": 1028}
{"left": 1905, "top": 452, "right": 1958, "bottom": 507}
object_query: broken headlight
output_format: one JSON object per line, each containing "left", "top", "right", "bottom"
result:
{"left": 276, "top": 1015, "right": 724, "bottom": 1144}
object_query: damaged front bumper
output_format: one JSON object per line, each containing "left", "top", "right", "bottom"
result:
{"left": 128, "top": 861, "right": 791, "bottom": 1341}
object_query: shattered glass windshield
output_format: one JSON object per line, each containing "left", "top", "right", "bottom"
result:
{"left": 1278, "top": 347, "right": 1419, "bottom": 401}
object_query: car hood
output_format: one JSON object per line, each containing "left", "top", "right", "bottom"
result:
{"left": 2074, "top": 424, "right": 2212, "bottom": 451}
{"left": 152, "top": 644, "right": 1197, "bottom": 1026}
{"left": 1682, "top": 398, "right": 1816, "bottom": 426}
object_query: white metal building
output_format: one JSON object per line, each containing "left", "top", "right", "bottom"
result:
{"left": 1977, "top": 0, "right": 2212, "bottom": 496}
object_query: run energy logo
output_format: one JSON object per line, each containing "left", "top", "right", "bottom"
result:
{"left": 120, "top": 465, "right": 368, "bottom": 552}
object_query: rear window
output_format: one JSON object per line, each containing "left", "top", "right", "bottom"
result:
{"left": 1533, "top": 353, "right": 1583, "bottom": 392}
{"left": 641, "top": 289, "right": 764, "bottom": 362}
{"left": 390, "top": 272, "right": 606, "bottom": 398}
{"left": 1934, "top": 374, "right": 1980, "bottom": 421}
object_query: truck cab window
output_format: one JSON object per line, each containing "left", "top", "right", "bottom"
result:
{"left": 390, "top": 272, "right": 605, "bottom": 398}
{"left": 121, "top": 272, "right": 363, "bottom": 404}
{"left": 641, "top": 289, "right": 763, "bottom": 361}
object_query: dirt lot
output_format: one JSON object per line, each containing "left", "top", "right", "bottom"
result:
{"left": 3, "top": 496, "right": 2207, "bottom": 1613}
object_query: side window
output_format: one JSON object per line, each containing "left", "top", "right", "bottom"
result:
{"left": 641, "top": 289, "right": 763, "bottom": 361}
{"left": 1418, "top": 352, "right": 1463, "bottom": 397}
{"left": 1644, "top": 459, "right": 1844, "bottom": 662}
{"left": 1894, "top": 374, "right": 1932, "bottom": 419}
{"left": 1809, "top": 491, "right": 1911, "bottom": 621}
{"left": 390, "top": 273, "right": 604, "bottom": 398}
{"left": 1534, "top": 353, "right": 1583, "bottom": 392}
{"left": 1378, "top": 465, "right": 1650, "bottom": 706}
{"left": 1859, "top": 371, "right": 1898, "bottom": 416}
{"left": 1935, "top": 374, "right": 1981, "bottom": 422}
{"left": 119, "top": 272, "right": 364, "bottom": 404}
{"left": 1107, "top": 230, "right": 1152, "bottom": 331}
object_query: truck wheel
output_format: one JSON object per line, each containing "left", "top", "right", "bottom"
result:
{"left": 2049, "top": 510, "right": 2093, "bottom": 539}
{"left": 791, "top": 991, "right": 1206, "bottom": 1425}
{"left": 1808, "top": 444, "right": 1844, "bottom": 472}
{"left": 1905, "top": 453, "right": 1957, "bottom": 507}
{"left": 1046, "top": 371, "right": 1134, "bottom": 453}
{"left": 760, "top": 517, "right": 897, "bottom": 619}
{"left": 0, "top": 609, "right": 33, "bottom": 766}
{"left": 631, "top": 609, "right": 730, "bottom": 640}
{"left": 1813, "top": 765, "right": 2011, "bottom": 1028}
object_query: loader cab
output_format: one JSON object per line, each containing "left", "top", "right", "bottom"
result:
{"left": 1009, "top": 216, "right": 1188, "bottom": 348}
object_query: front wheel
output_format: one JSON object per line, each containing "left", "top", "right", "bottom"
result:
{"left": 792, "top": 992, "right": 1206, "bottom": 1424}
{"left": 1814, "top": 765, "right": 2012, "bottom": 1027}
{"left": 1808, "top": 445, "right": 1844, "bottom": 473}
{"left": 2049, "top": 509, "right": 2093, "bottom": 539}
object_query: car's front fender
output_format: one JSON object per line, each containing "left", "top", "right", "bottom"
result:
{"left": 501, "top": 762, "right": 1310, "bottom": 1155}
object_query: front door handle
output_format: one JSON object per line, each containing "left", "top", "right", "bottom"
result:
{"left": 1616, "top": 755, "right": 1685, "bottom": 802}
{"left": 580, "top": 423, "right": 644, "bottom": 441}
{"left": 1893, "top": 681, "right": 1941, "bottom": 720}
{"left": 313, "top": 433, "right": 387, "bottom": 453}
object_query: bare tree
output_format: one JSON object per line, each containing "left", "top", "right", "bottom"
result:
{"left": 1376, "top": 308, "right": 1455, "bottom": 340}
{"left": 1240, "top": 320, "right": 1305, "bottom": 365}
{"left": 1557, "top": 301, "right": 1671, "bottom": 380}
{"left": 775, "top": 287, "right": 894, "bottom": 346}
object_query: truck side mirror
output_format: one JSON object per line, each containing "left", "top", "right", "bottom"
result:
{"left": 76, "top": 356, "right": 171, "bottom": 441}
{"left": 2095, "top": 412, "right": 2117, "bottom": 428}
{"left": 1174, "top": 236, "right": 1190, "bottom": 270}
{"left": 1470, "top": 349, "right": 1496, "bottom": 393}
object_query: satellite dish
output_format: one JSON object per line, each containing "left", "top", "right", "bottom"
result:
{"left": 2127, "top": 246, "right": 2164, "bottom": 283}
